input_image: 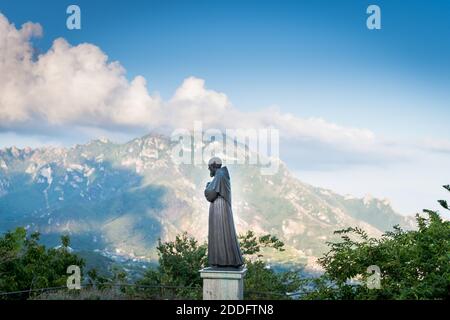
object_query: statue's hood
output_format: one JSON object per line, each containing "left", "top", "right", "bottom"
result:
{"left": 218, "top": 166, "right": 230, "bottom": 180}
{"left": 210, "top": 166, "right": 231, "bottom": 204}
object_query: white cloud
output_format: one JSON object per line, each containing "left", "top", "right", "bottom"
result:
{"left": 166, "top": 77, "right": 235, "bottom": 130}
{"left": 166, "top": 78, "right": 388, "bottom": 159}
{"left": 0, "top": 14, "right": 162, "bottom": 130}
{"left": 0, "top": 13, "right": 403, "bottom": 166}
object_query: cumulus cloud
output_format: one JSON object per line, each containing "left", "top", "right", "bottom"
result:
{"left": 166, "top": 77, "right": 388, "bottom": 158}
{"left": 0, "top": 13, "right": 161, "bottom": 130}
{"left": 0, "top": 13, "right": 402, "bottom": 167}
{"left": 167, "top": 77, "right": 235, "bottom": 130}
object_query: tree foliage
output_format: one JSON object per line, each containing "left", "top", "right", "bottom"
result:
{"left": 0, "top": 228, "right": 84, "bottom": 299}
{"left": 2, "top": 185, "right": 449, "bottom": 300}
{"left": 135, "top": 232, "right": 207, "bottom": 299}
{"left": 238, "top": 231, "right": 301, "bottom": 299}
{"left": 136, "top": 230, "right": 302, "bottom": 299}
{"left": 299, "top": 185, "right": 450, "bottom": 300}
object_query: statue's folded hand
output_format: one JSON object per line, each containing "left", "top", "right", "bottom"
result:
{"left": 204, "top": 189, "right": 218, "bottom": 202}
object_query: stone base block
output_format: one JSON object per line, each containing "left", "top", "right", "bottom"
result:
{"left": 199, "top": 266, "right": 247, "bottom": 300}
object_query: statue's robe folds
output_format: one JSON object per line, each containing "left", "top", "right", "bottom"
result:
{"left": 204, "top": 167, "right": 244, "bottom": 267}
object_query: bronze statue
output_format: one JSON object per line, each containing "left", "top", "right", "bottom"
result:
{"left": 204, "top": 157, "right": 244, "bottom": 268}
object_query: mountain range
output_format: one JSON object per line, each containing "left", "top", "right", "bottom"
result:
{"left": 0, "top": 133, "right": 415, "bottom": 269}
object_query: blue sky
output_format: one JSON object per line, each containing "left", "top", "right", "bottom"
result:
{"left": 0, "top": 0, "right": 449, "bottom": 216}
{"left": 2, "top": 0, "right": 449, "bottom": 136}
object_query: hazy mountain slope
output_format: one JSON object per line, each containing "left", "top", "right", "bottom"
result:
{"left": 0, "top": 134, "right": 414, "bottom": 267}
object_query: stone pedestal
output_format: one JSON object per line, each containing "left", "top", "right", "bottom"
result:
{"left": 199, "top": 266, "right": 247, "bottom": 300}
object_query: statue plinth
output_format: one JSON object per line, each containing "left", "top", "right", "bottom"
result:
{"left": 199, "top": 266, "right": 247, "bottom": 300}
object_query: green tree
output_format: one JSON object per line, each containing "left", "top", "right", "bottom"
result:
{"left": 136, "top": 232, "right": 206, "bottom": 299}
{"left": 238, "top": 231, "right": 302, "bottom": 299}
{"left": 299, "top": 185, "right": 450, "bottom": 300}
{"left": 136, "top": 230, "right": 302, "bottom": 299}
{"left": 0, "top": 228, "right": 85, "bottom": 300}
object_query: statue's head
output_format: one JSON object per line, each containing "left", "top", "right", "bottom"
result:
{"left": 208, "top": 157, "right": 222, "bottom": 177}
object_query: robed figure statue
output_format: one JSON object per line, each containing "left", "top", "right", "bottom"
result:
{"left": 204, "top": 157, "right": 244, "bottom": 268}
